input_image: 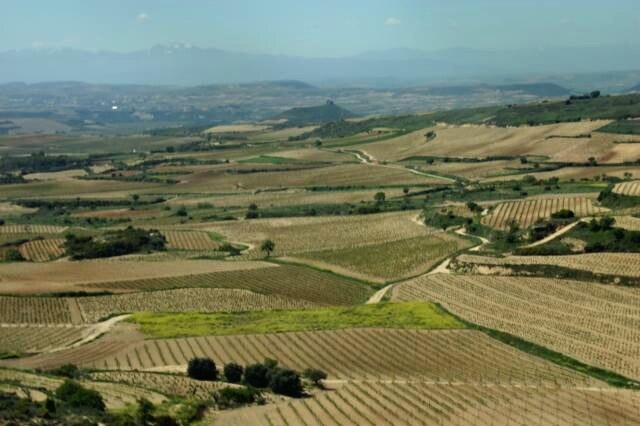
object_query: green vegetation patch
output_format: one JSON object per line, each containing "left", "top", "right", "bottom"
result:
{"left": 598, "top": 119, "right": 640, "bottom": 135}
{"left": 130, "top": 302, "right": 464, "bottom": 338}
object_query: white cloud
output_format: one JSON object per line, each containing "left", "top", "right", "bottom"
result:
{"left": 137, "top": 13, "right": 151, "bottom": 24}
{"left": 385, "top": 17, "right": 401, "bottom": 26}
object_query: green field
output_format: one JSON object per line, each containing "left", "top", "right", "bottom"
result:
{"left": 129, "top": 302, "right": 465, "bottom": 338}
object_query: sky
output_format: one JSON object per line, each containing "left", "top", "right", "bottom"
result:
{"left": 1, "top": 0, "right": 639, "bottom": 57}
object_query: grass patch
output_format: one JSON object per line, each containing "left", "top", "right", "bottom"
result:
{"left": 129, "top": 302, "right": 464, "bottom": 338}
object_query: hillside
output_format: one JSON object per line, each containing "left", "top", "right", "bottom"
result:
{"left": 274, "top": 101, "right": 358, "bottom": 125}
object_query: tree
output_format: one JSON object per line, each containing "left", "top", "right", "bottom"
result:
{"left": 260, "top": 239, "right": 275, "bottom": 257}
{"left": 599, "top": 216, "right": 615, "bottom": 230}
{"left": 303, "top": 368, "right": 327, "bottom": 388}
{"left": 269, "top": 368, "right": 303, "bottom": 397}
{"left": 223, "top": 363, "right": 244, "bottom": 384}
{"left": 403, "top": 187, "right": 410, "bottom": 195}
{"left": 244, "top": 363, "right": 270, "bottom": 388}
{"left": 590, "top": 90, "right": 601, "bottom": 99}
{"left": 176, "top": 206, "right": 188, "bottom": 217}
{"left": 5, "top": 249, "right": 25, "bottom": 262}
{"left": 374, "top": 192, "right": 386, "bottom": 203}
{"left": 187, "top": 357, "right": 218, "bottom": 381}
{"left": 587, "top": 157, "right": 598, "bottom": 166}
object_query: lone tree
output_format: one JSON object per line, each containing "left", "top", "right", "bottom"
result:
{"left": 260, "top": 239, "right": 275, "bottom": 257}
{"left": 187, "top": 357, "right": 218, "bottom": 381}
{"left": 374, "top": 192, "right": 386, "bottom": 203}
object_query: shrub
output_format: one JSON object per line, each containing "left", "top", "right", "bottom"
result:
{"left": 187, "top": 357, "right": 218, "bottom": 381}
{"left": 223, "top": 363, "right": 244, "bottom": 383}
{"left": 243, "top": 363, "right": 270, "bottom": 388}
{"left": 176, "top": 206, "right": 188, "bottom": 217}
{"left": 55, "top": 380, "right": 105, "bottom": 411}
{"left": 64, "top": 227, "right": 166, "bottom": 260}
{"left": 4, "top": 249, "right": 25, "bottom": 262}
{"left": 269, "top": 368, "right": 303, "bottom": 397}
{"left": 214, "top": 386, "right": 263, "bottom": 409}
{"left": 303, "top": 368, "right": 327, "bottom": 388}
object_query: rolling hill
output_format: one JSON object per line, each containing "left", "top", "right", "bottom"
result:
{"left": 274, "top": 101, "right": 358, "bottom": 125}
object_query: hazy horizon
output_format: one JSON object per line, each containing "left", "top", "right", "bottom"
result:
{"left": 2, "top": 0, "right": 638, "bottom": 57}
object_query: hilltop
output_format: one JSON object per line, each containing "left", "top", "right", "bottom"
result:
{"left": 274, "top": 101, "right": 358, "bottom": 125}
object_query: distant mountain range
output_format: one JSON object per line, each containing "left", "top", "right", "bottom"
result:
{"left": 2, "top": 44, "right": 640, "bottom": 86}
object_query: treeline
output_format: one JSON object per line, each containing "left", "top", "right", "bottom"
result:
{"left": 64, "top": 227, "right": 166, "bottom": 260}
{"left": 0, "top": 152, "right": 92, "bottom": 174}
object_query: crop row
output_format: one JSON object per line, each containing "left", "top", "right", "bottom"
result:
{"left": 394, "top": 273, "right": 640, "bottom": 381}
{"left": 18, "top": 238, "right": 65, "bottom": 262}
{"left": 483, "top": 197, "right": 605, "bottom": 229}
{"left": 0, "top": 325, "right": 87, "bottom": 354}
{"left": 163, "top": 230, "right": 220, "bottom": 250}
{"left": 614, "top": 181, "right": 640, "bottom": 196}
{"left": 0, "top": 224, "right": 65, "bottom": 234}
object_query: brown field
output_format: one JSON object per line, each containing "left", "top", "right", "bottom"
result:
{"left": 614, "top": 180, "right": 640, "bottom": 196}
{"left": 76, "top": 288, "right": 317, "bottom": 323}
{"left": 163, "top": 230, "right": 220, "bottom": 250}
{"left": 483, "top": 166, "right": 640, "bottom": 183}
{"left": 405, "top": 159, "right": 528, "bottom": 179}
{"left": 273, "top": 147, "right": 354, "bottom": 162}
{"left": 0, "top": 326, "right": 89, "bottom": 353}
{"left": 393, "top": 274, "right": 640, "bottom": 380}
{"left": 456, "top": 252, "right": 640, "bottom": 278}
{"left": 0, "top": 178, "right": 163, "bottom": 198}
{"left": 176, "top": 163, "right": 442, "bottom": 192}
{"left": 247, "top": 126, "right": 318, "bottom": 142}
{"left": 360, "top": 122, "right": 618, "bottom": 163}
{"left": 214, "top": 382, "right": 640, "bottom": 426}
{"left": 0, "top": 202, "right": 37, "bottom": 215}
{"left": 72, "top": 208, "right": 164, "bottom": 219}
{"left": 64, "top": 329, "right": 593, "bottom": 386}
{"left": 482, "top": 196, "right": 607, "bottom": 229}
{"left": 205, "top": 123, "right": 271, "bottom": 133}
{"left": 24, "top": 169, "right": 87, "bottom": 181}
{"left": 18, "top": 238, "right": 65, "bottom": 262}
{"left": 201, "top": 211, "right": 433, "bottom": 258}
{"left": 79, "top": 264, "right": 372, "bottom": 306}
{"left": 166, "top": 188, "right": 406, "bottom": 209}
{"left": 0, "top": 259, "right": 273, "bottom": 295}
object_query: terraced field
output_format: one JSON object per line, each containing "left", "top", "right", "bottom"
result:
{"left": 0, "top": 224, "right": 65, "bottom": 234}
{"left": 18, "top": 238, "right": 65, "bottom": 262}
{"left": 456, "top": 252, "right": 640, "bottom": 277}
{"left": 0, "top": 296, "right": 78, "bottom": 324}
{"left": 393, "top": 274, "right": 640, "bottom": 380}
{"left": 482, "top": 196, "right": 606, "bottom": 229}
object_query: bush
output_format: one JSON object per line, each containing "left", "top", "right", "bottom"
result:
{"left": 303, "top": 368, "right": 327, "bottom": 388}
{"left": 243, "top": 363, "right": 270, "bottom": 388}
{"left": 4, "top": 249, "right": 25, "bottom": 262}
{"left": 187, "top": 357, "right": 218, "bottom": 381}
{"left": 269, "top": 368, "right": 303, "bottom": 397}
{"left": 55, "top": 380, "right": 105, "bottom": 411}
{"left": 47, "top": 364, "right": 81, "bottom": 379}
{"left": 223, "top": 363, "right": 244, "bottom": 383}
{"left": 551, "top": 209, "right": 575, "bottom": 219}
{"left": 64, "top": 227, "right": 166, "bottom": 260}
{"left": 214, "top": 386, "right": 263, "bottom": 409}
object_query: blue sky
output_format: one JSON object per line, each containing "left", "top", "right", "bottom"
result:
{"left": 2, "top": 0, "right": 638, "bottom": 56}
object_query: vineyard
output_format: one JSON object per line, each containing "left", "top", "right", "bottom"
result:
{"left": 76, "top": 288, "right": 317, "bottom": 322}
{"left": 393, "top": 273, "right": 640, "bottom": 380}
{"left": 298, "top": 234, "right": 469, "bottom": 282}
{"left": 614, "top": 180, "right": 640, "bottom": 196}
{"left": 215, "top": 382, "right": 640, "bottom": 426}
{"left": 205, "top": 211, "right": 436, "bottom": 259}
{"left": 455, "top": 252, "right": 640, "bottom": 277}
{"left": 18, "top": 238, "right": 65, "bottom": 262}
{"left": 0, "top": 325, "right": 89, "bottom": 354}
{"left": 613, "top": 215, "right": 640, "bottom": 230}
{"left": 79, "top": 264, "right": 372, "bottom": 305}
{"left": 163, "top": 230, "right": 220, "bottom": 250}
{"left": 0, "top": 224, "right": 65, "bottom": 234}
{"left": 0, "top": 296, "right": 76, "bottom": 324}
{"left": 482, "top": 197, "right": 606, "bottom": 229}
{"left": 83, "top": 329, "right": 592, "bottom": 385}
